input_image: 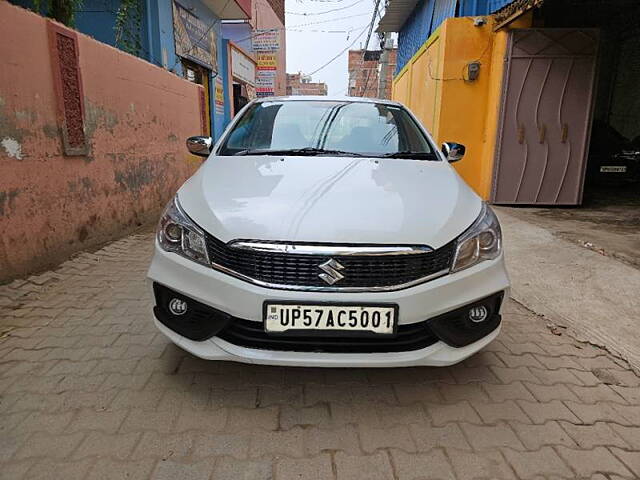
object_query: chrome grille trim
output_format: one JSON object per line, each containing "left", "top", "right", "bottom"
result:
{"left": 228, "top": 241, "right": 433, "bottom": 256}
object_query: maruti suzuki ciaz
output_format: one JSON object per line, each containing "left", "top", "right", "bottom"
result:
{"left": 147, "top": 96, "right": 509, "bottom": 367}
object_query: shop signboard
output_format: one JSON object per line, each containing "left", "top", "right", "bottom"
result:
{"left": 215, "top": 76, "right": 224, "bottom": 115}
{"left": 252, "top": 29, "right": 280, "bottom": 52}
{"left": 256, "top": 75, "right": 275, "bottom": 87}
{"left": 255, "top": 77, "right": 275, "bottom": 96}
{"left": 231, "top": 47, "right": 256, "bottom": 86}
{"left": 256, "top": 87, "right": 275, "bottom": 97}
{"left": 172, "top": 1, "right": 217, "bottom": 71}
{"left": 255, "top": 52, "right": 276, "bottom": 97}
{"left": 246, "top": 85, "right": 257, "bottom": 100}
{"left": 256, "top": 55, "right": 276, "bottom": 77}
{"left": 257, "top": 53, "right": 277, "bottom": 70}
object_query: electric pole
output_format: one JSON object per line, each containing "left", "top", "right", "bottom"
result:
{"left": 377, "top": 36, "right": 393, "bottom": 99}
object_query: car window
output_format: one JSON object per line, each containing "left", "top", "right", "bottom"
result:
{"left": 218, "top": 100, "right": 434, "bottom": 157}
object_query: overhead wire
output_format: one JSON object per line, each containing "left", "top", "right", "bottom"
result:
{"left": 358, "top": 0, "right": 383, "bottom": 96}
{"left": 288, "top": 12, "right": 370, "bottom": 28}
{"left": 233, "top": 23, "right": 369, "bottom": 45}
{"left": 288, "top": 23, "right": 369, "bottom": 32}
{"left": 361, "top": 0, "right": 381, "bottom": 56}
{"left": 166, "top": 0, "right": 365, "bottom": 75}
{"left": 296, "top": 0, "right": 381, "bottom": 91}
{"left": 286, "top": 0, "right": 366, "bottom": 15}
{"left": 306, "top": 23, "right": 370, "bottom": 77}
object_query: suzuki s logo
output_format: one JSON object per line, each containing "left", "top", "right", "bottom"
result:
{"left": 318, "top": 258, "right": 345, "bottom": 285}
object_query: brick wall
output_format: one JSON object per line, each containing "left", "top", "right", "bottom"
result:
{"left": 0, "top": 3, "right": 203, "bottom": 282}
{"left": 266, "top": 0, "right": 285, "bottom": 24}
{"left": 348, "top": 49, "right": 397, "bottom": 99}
{"left": 286, "top": 73, "right": 328, "bottom": 96}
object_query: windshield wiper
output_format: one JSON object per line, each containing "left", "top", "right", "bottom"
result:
{"left": 381, "top": 151, "right": 439, "bottom": 160}
{"left": 233, "top": 147, "right": 366, "bottom": 157}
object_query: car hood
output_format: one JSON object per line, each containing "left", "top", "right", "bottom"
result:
{"left": 178, "top": 155, "right": 482, "bottom": 249}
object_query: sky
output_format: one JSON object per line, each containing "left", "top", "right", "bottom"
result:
{"left": 284, "top": 0, "right": 382, "bottom": 96}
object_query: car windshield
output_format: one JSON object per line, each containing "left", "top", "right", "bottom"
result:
{"left": 218, "top": 100, "right": 436, "bottom": 158}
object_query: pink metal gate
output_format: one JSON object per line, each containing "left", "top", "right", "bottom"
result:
{"left": 492, "top": 29, "right": 599, "bottom": 205}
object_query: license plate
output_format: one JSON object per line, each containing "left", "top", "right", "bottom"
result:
{"left": 264, "top": 303, "right": 397, "bottom": 335}
{"left": 600, "top": 166, "right": 627, "bottom": 173}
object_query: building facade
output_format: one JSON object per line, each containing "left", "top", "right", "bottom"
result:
{"left": 10, "top": 0, "right": 263, "bottom": 140}
{"left": 348, "top": 48, "right": 397, "bottom": 99}
{"left": 222, "top": 0, "right": 287, "bottom": 117}
{"left": 379, "top": 0, "right": 640, "bottom": 208}
{"left": 286, "top": 73, "right": 328, "bottom": 96}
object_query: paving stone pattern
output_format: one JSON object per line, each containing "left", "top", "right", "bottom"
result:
{"left": 1, "top": 232, "right": 640, "bottom": 479}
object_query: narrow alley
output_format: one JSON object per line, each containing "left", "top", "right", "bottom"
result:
{"left": 1, "top": 230, "right": 640, "bottom": 479}
{"left": 2, "top": 0, "right": 640, "bottom": 478}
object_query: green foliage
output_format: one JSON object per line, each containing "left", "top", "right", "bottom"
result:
{"left": 114, "top": 0, "right": 144, "bottom": 56}
{"left": 33, "top": 0, "right": 85, "bottom": 27}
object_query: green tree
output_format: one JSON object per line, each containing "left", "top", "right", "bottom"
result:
{"left": 114, "top": 0, "right": 143, "bottom": 56}
{"left": 33, "top": 0, "right": 85, "bottom": 27}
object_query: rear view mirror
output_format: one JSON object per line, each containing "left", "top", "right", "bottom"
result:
{"left": 442, "top": 142, "right": 466, "bottom": 162}
{"left": 186, "top": 136, "right": 213, "bottom": 157}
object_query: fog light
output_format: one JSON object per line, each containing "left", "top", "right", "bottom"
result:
{"left": 168, "top": 298, "right": 188, "bottom": 316}
{"left": 468, "top": 305, "right": 488, "bottom": 323}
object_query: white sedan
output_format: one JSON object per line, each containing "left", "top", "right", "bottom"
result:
{"left": 147, "top": 96, "right": 509, "bottom": 367}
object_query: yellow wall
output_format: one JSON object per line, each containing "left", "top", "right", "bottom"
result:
{"left": 392, "top": 14, "right": 533, "bottom": 199}
{"left": 394, "top": 29, "right": 444, "bottom": 139}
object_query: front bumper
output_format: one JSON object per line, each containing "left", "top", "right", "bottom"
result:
{"left": 147, "top": 243, "right": 510, "bottom": 367}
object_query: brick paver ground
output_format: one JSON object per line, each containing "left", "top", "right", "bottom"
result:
{"left": 1, "top": 232, "right": 639, "bottom": 479}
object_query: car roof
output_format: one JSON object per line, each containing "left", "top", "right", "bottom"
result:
{"left": 252, "top": 95, "right": 404, "bottom": 108}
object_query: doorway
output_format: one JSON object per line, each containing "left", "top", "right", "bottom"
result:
{"left": 233, "top": 83, "right": 249, "bottom": 115}
{"left": 182, "top": 59, "right": 212, "bottom": 136}
{"left": 492, "top": 28, "right": 599, "bottom": 205}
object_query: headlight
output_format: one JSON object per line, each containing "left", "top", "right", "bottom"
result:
{"left": 451, "top": 203, "right": 502, "bottom": 273}
{"left": 157, "top": 196, "right": 210, "bottom": 266}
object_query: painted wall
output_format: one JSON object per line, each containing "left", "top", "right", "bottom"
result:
{"left": 10, "top": 0, "right": 154, "bottom": 64}
{"left": 75, "top": 0, "right": 123, "bottom": 47}
{"left": 396, "top": 0, "right": 518, "bottom": 73}
{"left": 222, "top": 22, "right": 254, "bottom": 54}
{"left": 220, "top": 39, "right": 233, "bottom": 125}
{"left": 75, "top": 0, "right": 152, "bottom": 63}
{"left": 0, "top": 3, "right": 204, "bottom": 282}
{"left": 397, "top": 0, "right": 435, "bottom": 74}
{"left": 393, "top": 14, "right": 532, "bottom": 199}
{"left": 9, "top": 0, "right": 229, "bottom": 140}
{"left": 153, "top": 0, "right": 227, "bottom": 138}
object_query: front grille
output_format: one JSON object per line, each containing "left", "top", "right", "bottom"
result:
{"left": 217, "top": 318, "right": 439, "bottom": 353}
{"left": 205, "top": 235, "right": 455, "bottom": 289}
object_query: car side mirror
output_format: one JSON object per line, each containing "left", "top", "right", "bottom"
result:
{"left": 186, "top": 136, "right": 213, "bottom": 157}
{"left": 442, "top": 142, "right": 466, "bottom": 162}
